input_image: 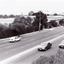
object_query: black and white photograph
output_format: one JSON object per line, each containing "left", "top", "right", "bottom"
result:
{"left": 0, "top": 0, "right": 64, "bottom": 64}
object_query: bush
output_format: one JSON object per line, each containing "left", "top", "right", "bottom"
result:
{"left": 0, "top": 27, "right": 13, "bottom": 39}
{"left": 0, "top": 23, "right": 7, "bottom": 31}
{"left": 44, "top": 22, "right": 53, "bottom": 28}
{"left": 25, "top": 25, "right": 34, "bottom": 33}
{"left": 32, "top": 50, "right": 64, "bottom": 64}
{"left": 10, "top": 23, "right": 25, "bottom": 35}
{"left": 49, "top": 20, "right": 58, "bottom": 27}
{"left": 59, "top": 19, "right": 64, "bottom": 26}
{"left": 33, "top": 11, "right": 48, "bottom": 29}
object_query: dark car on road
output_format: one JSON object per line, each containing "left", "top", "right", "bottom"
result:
{"left": 38, "top": 42, "right": 52, "bottom": 51}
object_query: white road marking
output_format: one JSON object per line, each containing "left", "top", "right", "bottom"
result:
{"left": 48, "top": 35, "right": 64, "bottom": 43}
{"left": 0, "top": 45, "right": 39, "bottom": 64}
{"left": 0, "top": 34, "right": 64, "bottom": 64}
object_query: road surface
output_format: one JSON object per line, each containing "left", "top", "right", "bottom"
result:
{"left": 0, "top": 26, "right": 64, "bottom": 64}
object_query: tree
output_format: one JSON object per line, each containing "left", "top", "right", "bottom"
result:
{"left": 13, "top": 15, "right": 36, "bottom": 33}
{"left": 26, "top": 17, "right": 32, "bottom": 24}
{"left": 9, "top": 14, "right": 15, "bottom": 18}
{"left": 0, "top": 23, "right": 7, "bottom": 31}
{"left": 0, "top": 28, "right": 13, "bottom": 38}
{"left": 10, "top": 23, "right": 25, "bottom": 35}
{"left": 0, "top": 15, "right": 3, "bottom": 18}
{"left": 13, "top": 16, "right": 27, "bottom": 25}
{"left": 0, "top": 23, "right": 13, "bottom": 39}
{"left": 3, "top": 15, "right": 8, "bottom": 18}
{"left": 49, "top": 20, "right": 58, "bottom": 27}
{"left": 25, "top": 24, "right": 33, "bottom": 33}
{"left": 47, "top": 14, "right": 50, "bottom": 16}
{"left": 53, "top": 13, "right": 58, "bottom": 16}
{"left": 59, "top": 19, "right": 64, "bottom": 26}
{"left": 32, "top": 11, "right": 48, "bottom": 30}
{"left": 15, "top": 15, "right": 20, "bottom": 18}
{"left": 28, "top": 11, "right": 34, "bottom": 16}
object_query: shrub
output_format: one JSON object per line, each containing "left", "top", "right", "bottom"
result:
{"left": 33, "top": 11, "right": 48, "bottom": 29}
{"left": 0, "top": 23, "right": 7, "bottom": 31}
{"left": 25, "top": 25, "right": 34, "bottom": 33}
{"left": 32, "top": 50, "right": 64, "bottom": 64}
{"left": 59, "top": 19, "right": 64, "bottom": 26}
{"left": 49, "top": 20, "right": 58, "bottom": 27}
{"left": 10, "top": 23, "right": 25, "bottom": 35}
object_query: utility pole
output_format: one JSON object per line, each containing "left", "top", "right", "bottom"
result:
{"left": 39, "top": 11, "right": 41, "bottom": 32}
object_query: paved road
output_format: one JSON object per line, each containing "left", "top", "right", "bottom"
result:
{"left": 9, "top": 33, "right": 64, "bottom": 64}
{"left": 0, "top": 26, "right": 64, "bottom": 64}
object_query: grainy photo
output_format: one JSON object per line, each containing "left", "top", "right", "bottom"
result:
{"left": 0, "top": 0, "right": 64, "bottom": 64}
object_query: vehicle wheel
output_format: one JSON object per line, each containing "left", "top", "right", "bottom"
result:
{"left": 59, "top": 46, "right": 61, "bottom": 48}
{"left": 50, "top": 46, "right": 51, "bottom": 48}
{"left": 44, "top": 48, "right": 47, "bottom": 51}
{"left": 63, "top": 46, "right": 64, "bottom": 49}
{"left": 38, "top": 49, "right": 40, "bottom": 51}
{"left": 10, "top": 41, "right": 14, "bottom": 43}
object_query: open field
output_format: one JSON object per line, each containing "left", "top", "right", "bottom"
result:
{"left": 47, "top": 16, "right": 64, "bottom": 21}
{"left": 0, "top": 16, "right": 64, "bottom": 25}
{"left": 0, "top": 18, "right": 14, "bottom": 25}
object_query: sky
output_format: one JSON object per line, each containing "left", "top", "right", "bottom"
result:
{"left": 0, "top": 0, "right": 64, "bottom": 15}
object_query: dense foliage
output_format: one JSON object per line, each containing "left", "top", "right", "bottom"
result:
{"left": 32, "top": 11, "right": 48, "bottom": 30}
{"left": 0, "top": 11, "right": 63, "bottom": 39}
{"left": 59, "top": 19, "right": 64, "bottom": 26}
{"left": 49, "top": 20, "right": 58, "bottom": 27}
{"left": 0, "top": 14, "right": 20, "bottom": 18}
{"left": 0, "top": 24, "right": 13, "bottom": 39}
{"left": 32, "top": 50, "right": 64, "bottom": 64}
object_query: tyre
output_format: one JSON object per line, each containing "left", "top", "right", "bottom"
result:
{"left": 44, "top": 48, "right": 47, "bottom": 51}
{"left": 59, "top": 46, "right": 61, "bottom": 48}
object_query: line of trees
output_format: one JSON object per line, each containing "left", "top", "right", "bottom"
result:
{"left": 0, "top": 12, "right": 61, "bottom": 19}
{"left": 9, "top": 11, "right": 48, "bottom": 35}
{"left": 0, "top": 11, "right": 64, "bottom": 39}
{"left": 0, "top": 14, "right": 20, "bottom": 18}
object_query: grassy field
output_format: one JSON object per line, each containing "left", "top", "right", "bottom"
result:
{"left": 47, "top": 16, "right": 64, "bottom": 21}
{"left": 0, "top": 16, "right": 64, "bottom": 25}
{"left": 0, "top": 18, "right": 14, "bottom": 25}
